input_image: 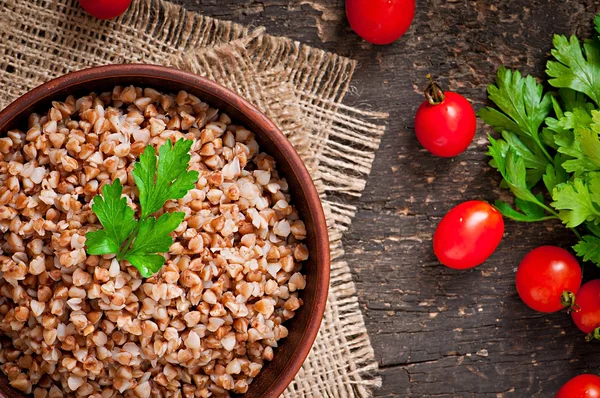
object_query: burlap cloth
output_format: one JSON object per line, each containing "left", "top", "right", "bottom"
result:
{"left": 0, "top": 0, "right": 388, "bottom": 396}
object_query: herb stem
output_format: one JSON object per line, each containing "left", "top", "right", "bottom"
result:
{"left": 117, "top": 221, "right": 142, "bottom": 260}
{"left": 538, "top": 200, "right": 582, "bottom": 238}
{"left": 532, "top": 199, "right": 560, "bottom": 219}
{"left": 541, "top": 204, "right": 559, "bottom": 217}
{"left": 538, "top": 141, "right": 554, "bottom": 164}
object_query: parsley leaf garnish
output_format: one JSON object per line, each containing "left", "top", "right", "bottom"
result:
{"left": 479, "top": 67, "right": 553, "bottom": 157}
{"left": 494, "top": 196, "right": 556, "bottom": 223}
{"left": 542, "top": 154, "right": 569, "bottom": 193}
{"left": 133, "top": 139, "right": 199, "bottom": 218}
{"left": 86, "top": 139, "right": 199, "bottom": 277}
{"left": 551, "top": 177, "right": 600, "bottom": 228}
{"left": 86, "top": 180, "right": 138, "bottom": 255}
{"left": 479, "top": 67, "right": 553, "bottom": 188}
{"left": 124, "top": 212, "right": 186, "bottom": 277}
{"left": 546, "top": 35, "right": 600, "bottom": 106}
{"left": 574, "top": 235, "right": 600, "bottom": 266}
{"left": 481, "top": 13, "right": 600, "bottom": 266}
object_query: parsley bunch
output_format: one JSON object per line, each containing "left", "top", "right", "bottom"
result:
{"left": 86, "top": 139, "right": 199, "bottom": 277}
{"left": 480, "top": 14, "right": 600, "bottom": 266}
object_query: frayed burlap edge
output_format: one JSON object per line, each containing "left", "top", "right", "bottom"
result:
{"left": 0, "top": 0, "right": 387, "bottom": 396}
{"left": 171, "top": 38, "right": 387, "bottom": 397}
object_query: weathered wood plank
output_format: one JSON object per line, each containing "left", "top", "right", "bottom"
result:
{"left": 175, "top": 1, "right": 600, "bottom": 396}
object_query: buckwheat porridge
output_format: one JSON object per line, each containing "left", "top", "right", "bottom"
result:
{"left": 0, "top": 86, "right": 308, "bottom": 397}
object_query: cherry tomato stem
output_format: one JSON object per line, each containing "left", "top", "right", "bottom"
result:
{"left": 560, "top": 291, "right": 579, "bottom": 313}
{"left": 586, "top": 328, "right": 600, "bottom": 342}
{"left": 424, "top": 74, "right": 445, "bottom": 105}
{"left": 515, "top": 246, "right": 582, "bottom": 313}
{"left": 415, "top": 75, "right": 477, "bottom": 157}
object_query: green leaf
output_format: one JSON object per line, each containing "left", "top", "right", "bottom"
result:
{"left": 586, "top": 173, "right": 600, "bottom": 205}
{"left": 578, "top": 127, "right": 600, "bottom": 167}
{"left": 488, "top": 138, "right": 553, "bottom": 215}
{"left": 551, "top": 94, "right": 564, "bottom": 118}
{"left": 551, "top": 178, "right": 600, "bottom": 227}
{"left": 574, "top": 235, "right": 600, "bottom": 265}
{"left": 482, "top": 14, "right": 600, "bottom": 270}
{"left": 541, "top": 127, "right": 558, "bottom": 150}
{"left": 504, "top": 148, "right": 540, "bottom": 203}
{"left": 125, "top": 253, "right": 167, "bottom": 278}
{"left": 124, "top": 211, "right": 185, "bottom": 277}
{"left": 486, "top": 134, "right": 508, "bottom": 172}
{"left": 479, "top": 67, "right": 552, "bottom": 159}
{"left": 543, "top": 155, "right": 569, "bottom": 193}
{"left": 554, "top": 109, "right": 600, "bottom": 174}
{"left": 578, "top": 111, "right": 600, "bottom": 167}
{"left": 494, "top": 201, "right": 530, "bottom": 221}
{"left": 494, "top": 196, "right": 556, "bottom": 222}
{"left": 586, "top": 220, "right": 600, "bottom": 237}
{"left": 132, "top": 145, "right": 157, "bottom": 217}
{"left": 130, "top": 212, "right": 185, "bottom": 254}
{"left": 554, "top": 129, "right": 581, "bottom": 159}
{"left": 85, "top": 230, "right": 120, "bottom": 255}
{"left": 559, "top": 88, "right": 596, "bottom": 112}
{"left": 501, "top": 131, "right": 547, "bottom": 186}
{"left": 478, "top": 107, "right": 521, "bottom": 136}
{"left": 559, "top": 108, "right": 593, "bottom": 131}
{"left": 546, "top": 107, "right": 593, "bottom": 140}
{"left": 85, "top": 179, "right": 137, "bottom": 255}
{"left": 547, "top": 35, "right": 600, "bottom": 105}
{"left": 515, "top": 196, "right": 547, "bottom": 217}
{"left": 87, "top": 140, "right": 196, "bottom": 278}
{"left": 133, "top": 139, "right": 199, "bottom": 218}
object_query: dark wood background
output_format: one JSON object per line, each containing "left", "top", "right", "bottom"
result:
{"left": 173, "top": 1, "right": 600, "bottom": 396}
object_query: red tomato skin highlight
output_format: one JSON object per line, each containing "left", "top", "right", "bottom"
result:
{"left": 346, "top": 0, "right": 415, "bottom": 45}
{"left": 556, "top": 374, "right": 600, "bottom": 398}
{"left": 433, "top": 201, "right": 504, "bottom": 269}
{"left": 515, "top": 246, "right": 582, "bottom": 313}
{"left": 78, "top": 0, "right": 132, "bottom": 20}
{"left": 415, "top": 92, "right": 477, "bottom": 157}
{"left": 572, "top": 279, "right": 600, "bottom": 334}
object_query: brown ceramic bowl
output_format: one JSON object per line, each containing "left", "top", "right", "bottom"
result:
{"left": 0, "top": 64, "right": 330, "bottom": 397}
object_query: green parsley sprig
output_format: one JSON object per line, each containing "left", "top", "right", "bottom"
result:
{"left": 86, "top": 139, "right": 199, "bottom": 277}
{"left": 480, "top": 13, "right": 600, "bottom": 266}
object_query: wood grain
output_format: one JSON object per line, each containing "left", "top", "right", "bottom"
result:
{"left": 174, "top": 1, "right": 600, "bottom": 396}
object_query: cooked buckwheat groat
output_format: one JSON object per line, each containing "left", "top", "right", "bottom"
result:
{"left": 0, "top": 86, "right": 308, "bottom": 398}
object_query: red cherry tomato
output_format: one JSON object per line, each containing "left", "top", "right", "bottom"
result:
{"left": 515, "top": 246, "right": 581, "bottom": 313}
{"left": 556, "top": 374, "right": 600, "bottom": 398}
{"left": 433, "top": 201, "right": 504, "bottom": 269}
{"left": 415, "top": 76, "right": 477, "bottom": 157}
{"left": 346, "top": 0, "right": 415, "bottom": 45}
{"left": 572, "top": 279, "right": 600, "bottom": 339}
{"left": 78, "top": 0, "right": 132, "bottom": 20}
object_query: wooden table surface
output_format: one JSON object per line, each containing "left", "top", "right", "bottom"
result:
{"left": 173, "top": 1, "right": 600, "bottom": 396}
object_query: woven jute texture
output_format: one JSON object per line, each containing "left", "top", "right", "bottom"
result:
{"left": 0, "top": 0, "right": 388, "bottom": 396}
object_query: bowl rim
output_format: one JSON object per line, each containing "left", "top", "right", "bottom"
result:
{"left": 0, "top": 64, "right": 330, "bottom": 398}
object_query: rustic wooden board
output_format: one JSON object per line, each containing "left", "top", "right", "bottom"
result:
{"left": 174, "top": 1, "right": 600, "bottom": 396}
